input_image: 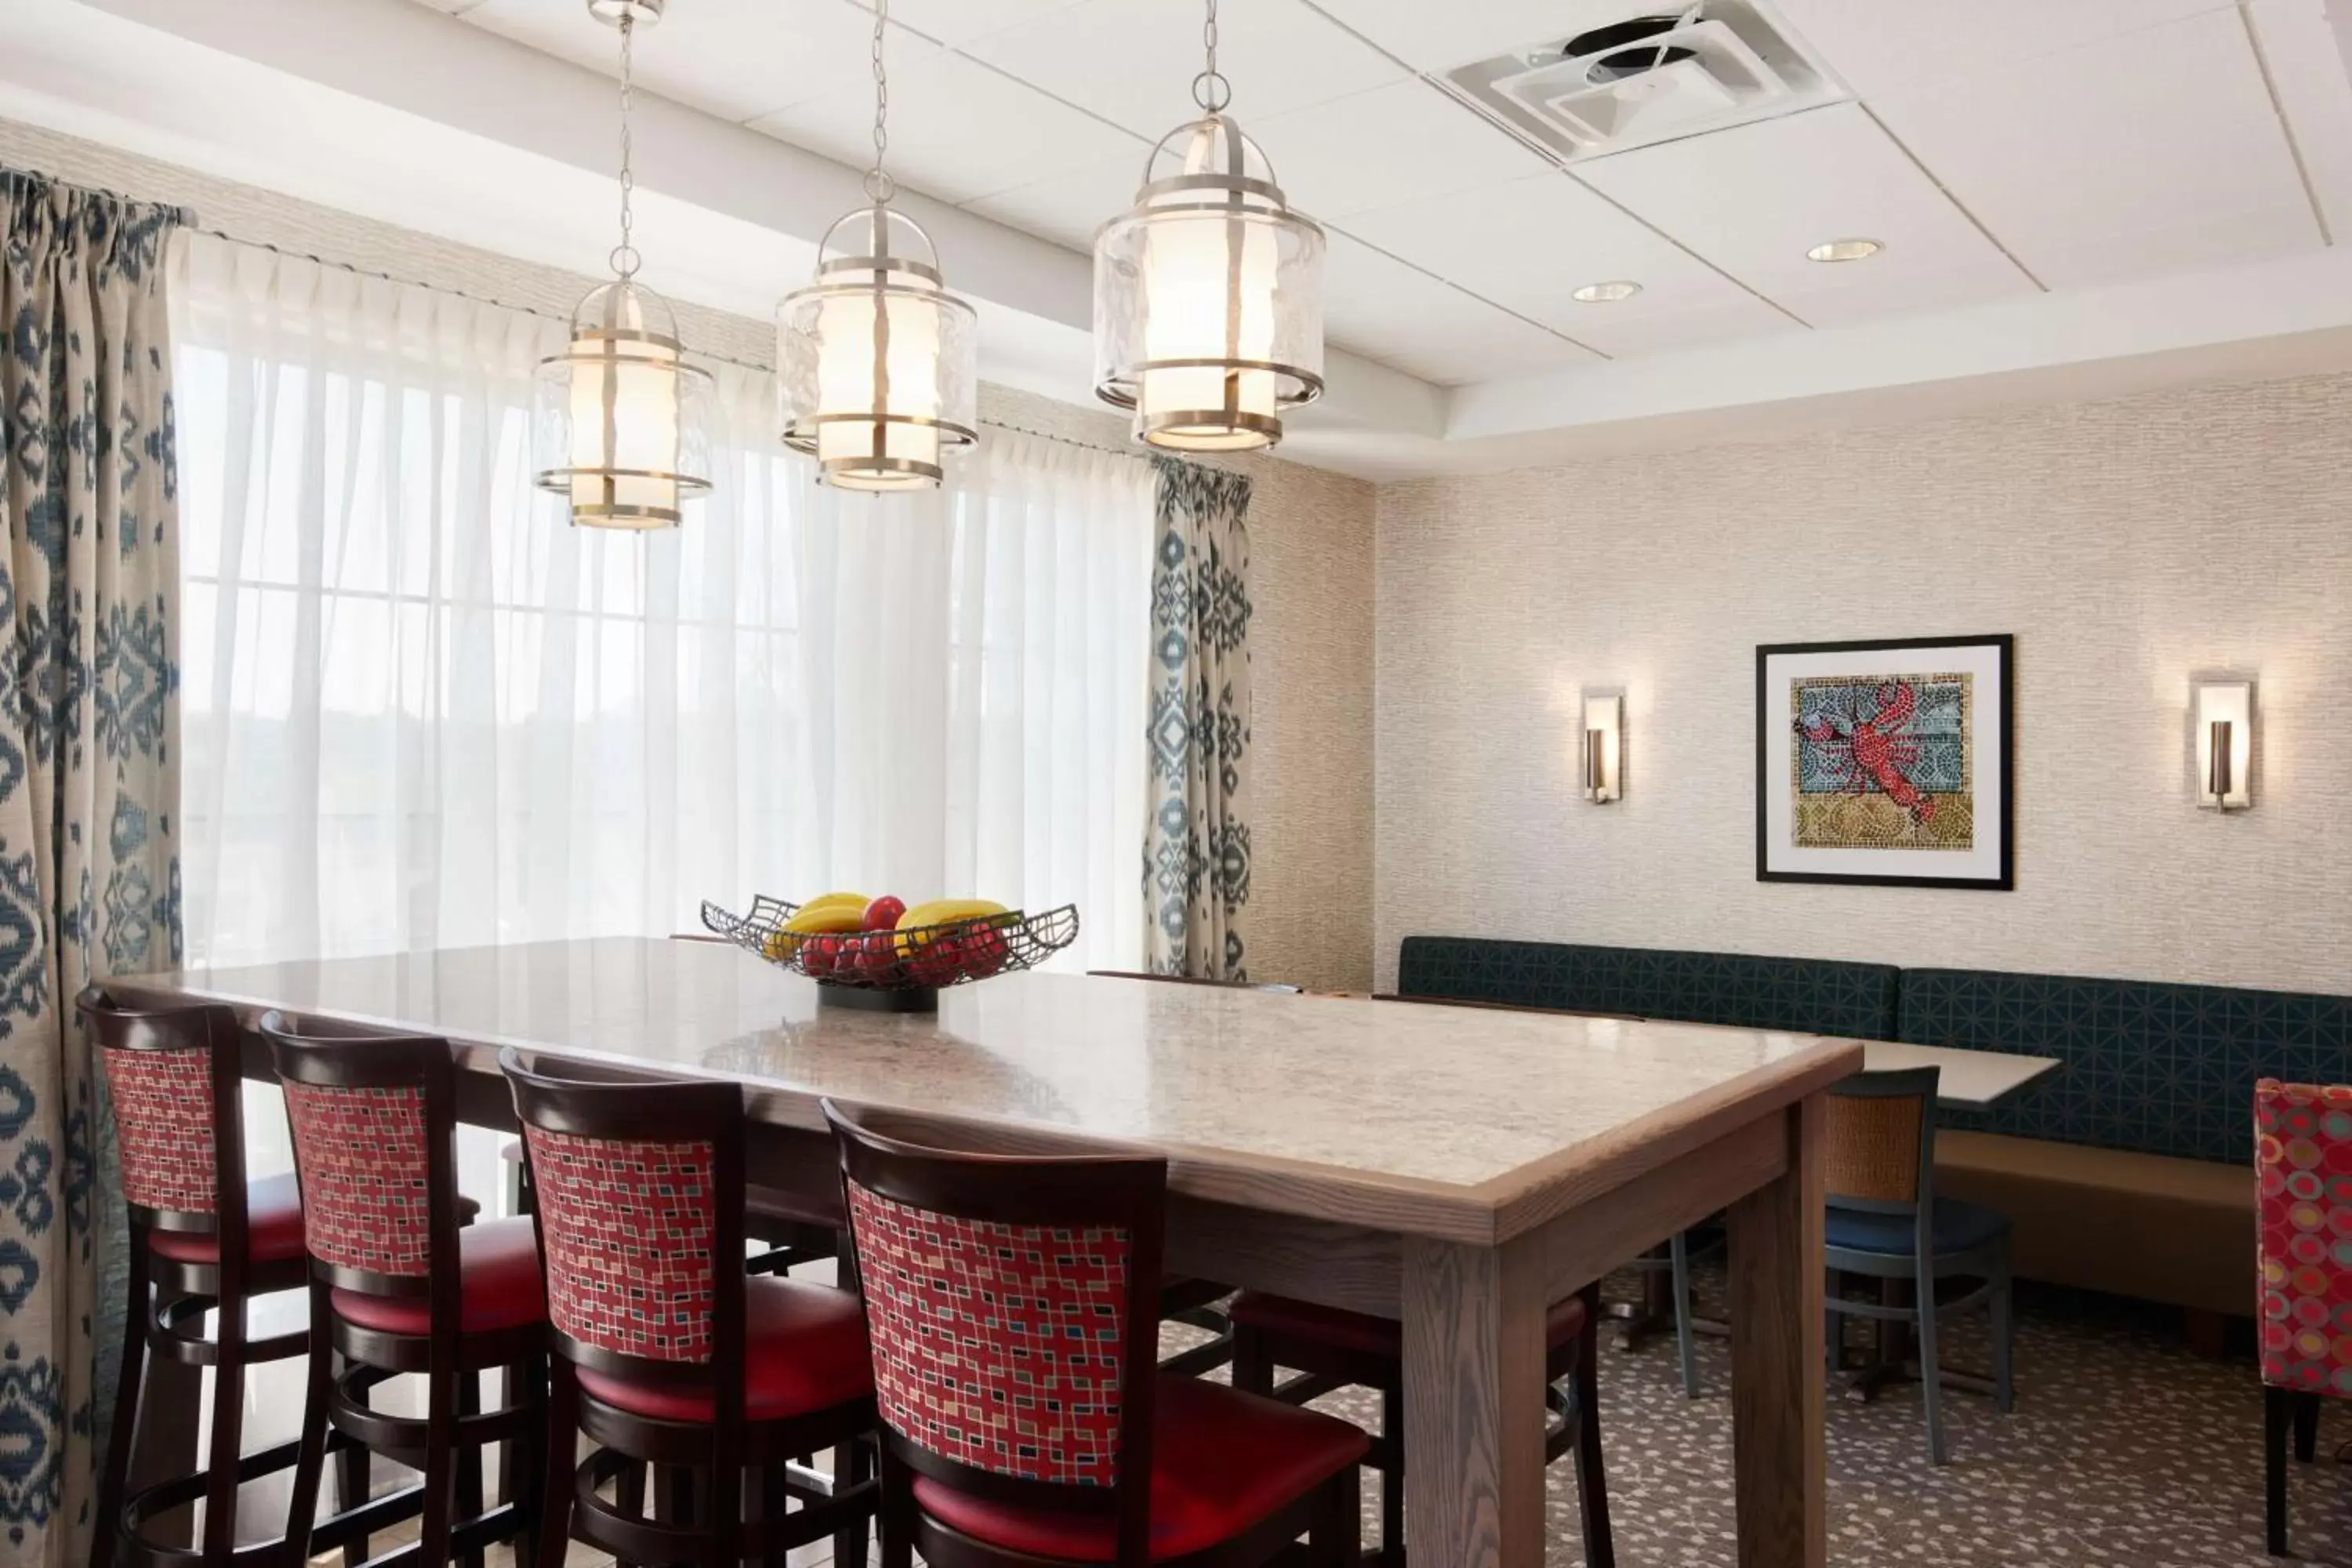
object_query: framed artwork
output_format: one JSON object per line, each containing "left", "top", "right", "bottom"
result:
{"left": 1755, "top": 634, "right": 2013, "bottom": 890}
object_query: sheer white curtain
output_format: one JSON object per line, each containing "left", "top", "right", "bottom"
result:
{"left": 169, "top": 231, "right": 1153, "bottom": 978}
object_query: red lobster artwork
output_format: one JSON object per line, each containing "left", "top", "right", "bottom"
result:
{"left": 1798, "top": 681, "right": 1937, "bottom": 822}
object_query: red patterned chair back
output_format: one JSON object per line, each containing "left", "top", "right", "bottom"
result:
{"left": 80, "top": 986, "right": 251, "bottom": 1252}
{"left": 260, "top": 1009, "right": 461, "bottom": 1303}
{"left": 825, "top": 1100, "right": 1168, "bottom": 1561}
{"left": 2258, "top": 1079, "right": 2352, "bottom": 1396}
{"left": 500, "top": 1048, "right": 750, "bottom": 1406}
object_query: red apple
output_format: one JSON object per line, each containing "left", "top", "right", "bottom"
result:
{"left": 801, "top": 934, "right": 840, "bottom": 977}
{"left": 864, "top": 895, "right": 907, "bottom": 931}
{"left": 854, "top": 931, "right": 902, "bottom": 985}
{"left": 959, "top": 923, "right": 1009, "bottom": 979}
{"left": 908, "top": 932, "right": 964, "bottom": 987}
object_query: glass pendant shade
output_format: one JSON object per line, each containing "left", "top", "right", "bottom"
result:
{"left": 533, "top": 278, "right": 716, "bottom": 528}
{"left": 779, "top": 206, "right": 978, "bottom": 492}
{"left": 1094, "top": 115, "right": 1324, "bottom": 452}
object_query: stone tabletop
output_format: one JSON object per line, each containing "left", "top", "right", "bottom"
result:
{"left": 135, "top": 938, "right": 1861, "bottom": 1240}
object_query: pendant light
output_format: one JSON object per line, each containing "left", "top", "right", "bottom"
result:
{"left": 532, "top": 0, "right": 717, "bottom": 529}
{"left": 778, "top": 0, "right": 978, "bottom": 491}
{"left": 1093, "top": 0, "right": 1325, "bottom": 452}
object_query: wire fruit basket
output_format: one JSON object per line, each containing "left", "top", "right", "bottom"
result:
{"left": 700, "top": 895, "right": 1080, "bottom": 1012}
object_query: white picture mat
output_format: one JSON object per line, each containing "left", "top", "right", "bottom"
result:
{"left": 1759, "top": 641, "right": 2007, "bottom": 883}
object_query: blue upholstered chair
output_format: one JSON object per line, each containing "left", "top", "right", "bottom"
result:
{"left": 1823, "top": 1066, "right": 2016, "bottom": 1465}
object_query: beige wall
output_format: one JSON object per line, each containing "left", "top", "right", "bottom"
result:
{"left": 2, "top": 118, "right": 1379, "bottom": 993}
{"left": 1375, "top": 373, "right": 2352, "bottom": 997}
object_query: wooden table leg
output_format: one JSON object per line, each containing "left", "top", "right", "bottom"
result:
{"left": 1727, "top": 1094, "right": 1826, "bottom": 1568}
{"left": 1401, "top": 1233, "right": 1548, "bottom": 1568}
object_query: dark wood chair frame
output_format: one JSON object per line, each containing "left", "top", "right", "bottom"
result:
{"left": 1229, "top": 1280, "right": 1614, "bottom": 1568}
{"left": 262, "top": 1010, "right": 546, "bottom": 1568}
{"left": 826, "top": 1100, "right": 1360, "bottom": 1568}
{"left": 84, "top": 985, "right": 409, "bottom": 1568}
{"left": 1822, "top": 1065, "right": 2014, "bottom": 1468}
{"left": 501, "top": 1048, "right": 881, "bottom": 1568}
{"left": 2267, "top": 1385, "right": 2327, "bottom": 1555}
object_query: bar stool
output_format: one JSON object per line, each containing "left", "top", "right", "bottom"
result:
{"left": 262, "top": 1010, "right": 550, "bottom": 1567}
{"left": 826, "top": 1100, "right": 1367, "bottom": 1567}
{"left": 85, "top": 986, "right": 317, "bottom": 1566}
{"left": 502, "top": 1047, "right": 881, "bottom": 1565}
{"left": 1227, "top": 1283, "right": 1616, "bottom": 1566}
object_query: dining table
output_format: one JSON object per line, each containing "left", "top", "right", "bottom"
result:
{"left": 129, "top": 937, "right": 1865, "bottom": 1568}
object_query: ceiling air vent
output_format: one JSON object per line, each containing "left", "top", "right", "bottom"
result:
{"left": 1438, "top": 2, "right": 1847, "bottom": 164}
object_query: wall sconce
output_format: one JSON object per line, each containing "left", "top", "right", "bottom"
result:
{"left": 2193, "top": 677, "right": 2254, "bottom": 811}
{"left": 1582, "top": 689, "right": 1623, "bottom": 804}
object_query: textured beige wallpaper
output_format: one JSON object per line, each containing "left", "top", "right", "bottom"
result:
{"left": 1375, "top": 372, "right": 2352, "bottom": 996}
{"left": 2, "top": 117, "right": 1379, "bottom": 993}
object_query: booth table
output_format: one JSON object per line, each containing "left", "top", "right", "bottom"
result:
{"left": 132, "top": 938, "right": 1864, "bottom": 1568}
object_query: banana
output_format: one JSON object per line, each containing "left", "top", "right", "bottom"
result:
{"left": 798, "top": 891, "right": 869, "bottom": 914}
{"left": 894, "top": 898, "right": 1013, "bottom": 955}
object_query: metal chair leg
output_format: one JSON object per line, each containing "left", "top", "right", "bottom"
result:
{"left": 2267, "top": 1383, "right": 2293, "bottom": 1556}
{"left": 1915, "top": 1261, "right": 1947, "bottom": 1466}
{"left": 1668, "top": 1229, "right": 1699, "bottom": 1399}
{"left": 1991, "top": 1259, "right": 2015, "bottom": 1415}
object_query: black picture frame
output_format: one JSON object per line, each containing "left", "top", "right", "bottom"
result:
{"left": 1755, "top": 633, "right": 2015, "bottom": 891}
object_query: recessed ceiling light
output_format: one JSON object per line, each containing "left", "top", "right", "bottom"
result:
{"left": 1807, "top": 238, "right": 1883, "bottom": 263}
{"left": 1571, "top": 280, "right": 1642, "bottom": 303}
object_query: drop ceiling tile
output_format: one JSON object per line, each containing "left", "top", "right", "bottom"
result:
{"left": 458, "top": 0, "right": 919, "bottom": 123}
{"left": 1247, "top": 79, "right": 1554, "bottom": 221}
{"left": 1302, "top": 0, "right": 1644, "bottom": 74}
{"left": 1577, "top": 102, "right": 2035, "bottom": 327}
{"left": 960, "top": 0, "right": 1407, "bottom": 140}
{"left": 2246, "top": 0, "right": 2352, "bottom": 245}
{"left": 1773, "top": 0, "right": 2230, "bottom": 96}
{"left": 1322, "top": 234, "right": 1595, "bottom": 384}
{"left": 748, "top": 51, "right": 1144, "bottom": 205}
{"left": 1864, "top": 7, "right": 2321, "bottom": 289}
{"left": 846, "top": 0, "right": 1091, "bottom": 48}
{"left": 962, "top": 150, "right": 1145, "bottom": 253}
{"left": 1341, "top": 172, "right": 1792, "bottom": 357}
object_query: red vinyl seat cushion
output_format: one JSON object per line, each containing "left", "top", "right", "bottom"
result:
{"left": 912, "top": 1374, "right": 1369, "bottom": 1563}
{"left": 329, "top": 1216, "right": 546, "bottom": 1335}
{"left": 574, "top": 1276, "right": 873, "bottom": 1423}
{"left": 1227, "top": 1288, "right": 1590, "bottom": 1359}
{"left": 147, "top": 1172, "right": 308, "bottom": 1265}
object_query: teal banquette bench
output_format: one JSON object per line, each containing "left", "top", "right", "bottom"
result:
{"left": 1397, "top": 938, "right": 2351, "bottom": 1344}
{"left": 1900, "top": 968, "right": 2351, "bottom": 1337}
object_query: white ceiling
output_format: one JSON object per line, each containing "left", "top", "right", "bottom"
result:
{"left": 16, "top": 0, "right": 2352, "bottom": 479}
{"left": 413, "top": 0, "right": 2352, "bottom": 390}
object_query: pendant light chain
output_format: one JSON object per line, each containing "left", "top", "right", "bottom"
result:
{"left": 1193, "top": 0, "right": 1230, "bottom": 114}
{"left": 614, "top": 13, "right": 640, "bottom": 279}
{"left": 864, "top": 0, "right": 896, "bottom": 204}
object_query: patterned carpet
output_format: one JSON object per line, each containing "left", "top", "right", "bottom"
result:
{"left": 436, "top": 1261, "right": 2352, "bottom": 1567}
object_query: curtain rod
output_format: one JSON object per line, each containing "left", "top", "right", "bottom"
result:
{"left": 195, "top": 227, "right": 1149, "bottom": 465}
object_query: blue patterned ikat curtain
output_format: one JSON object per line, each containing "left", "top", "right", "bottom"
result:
{"left": 1144, "top": 457, "right": 1253, "bottom": 980}
{"left": 0, "top": 167, "right": 187, "bottom": 1564}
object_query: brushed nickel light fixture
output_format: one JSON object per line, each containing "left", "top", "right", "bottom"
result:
{"left": 1093, "top": 0, "right": 1325, "bottom": 452}
{"left": 2193, "top": 677, "right": 2255, "bottom": 811}
{"left": 778, "top": 0, "right": 977, "bottom": 491}
{"left": 1582, "top": 688, "right": 1624, "bottom": 804}
{"left": 532, "top": 0, "right": 716, "bottom": 529}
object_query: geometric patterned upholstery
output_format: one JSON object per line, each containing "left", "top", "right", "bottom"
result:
{"left": 281, "top": 1080, "right": 434, "bottom": 1277}
{"left": 844, "top": 1178, "right": 1131, "bottom": 1487}
{"left": 100, "top": 1044, "right": 219, "bottom": 1216}
{"left": 2257, "top": 1080, "right": 2352, "bottom": 1397}
{"left": 1904, "top": 970, "right": 2352, "bottom": 1164}
{"left": 1396, "top": 935, "right": 1900, "bottom": 1040}
{"left": 522, "top": 1125, "right": 717, "bottom": 1363}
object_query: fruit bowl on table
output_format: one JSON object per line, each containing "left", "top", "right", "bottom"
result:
{"left": 699, "top": 895, "right": 1080, "bottom": 1012}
